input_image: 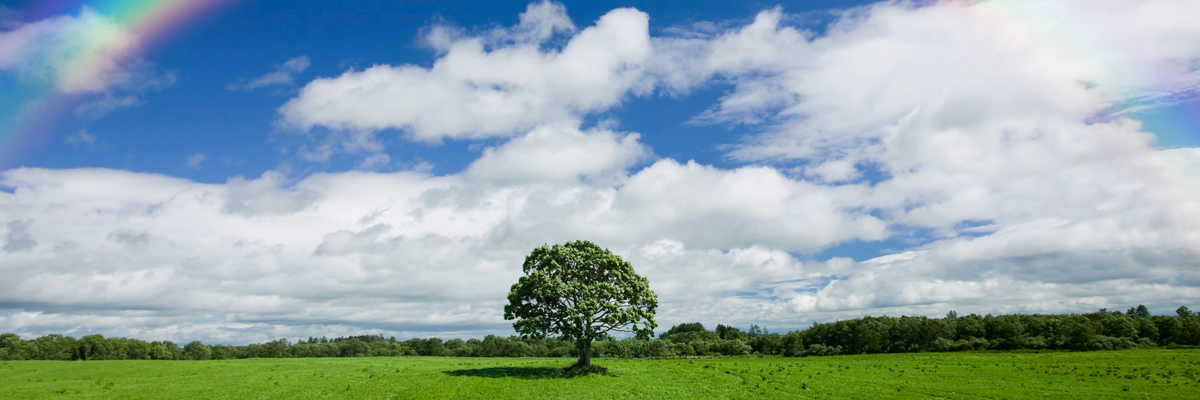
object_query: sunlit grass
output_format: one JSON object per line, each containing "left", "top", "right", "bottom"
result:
{"left": 2, "top": 349, "right": 1197, "bottom": 399}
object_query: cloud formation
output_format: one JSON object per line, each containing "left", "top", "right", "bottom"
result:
{"left": 3, "top": 219, "right": 37, "bottom": 252}
{"left": 464, "top": 121, "right": 651, "bottom": 185}
{"left": 3, "top": 0, "right": 1200, "bottom": 343}
{"left": 277, "top": 1, "right": 652, "bottom": 141}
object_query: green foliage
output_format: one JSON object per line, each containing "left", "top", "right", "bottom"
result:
{"left": 0, "top": 333, "right": 28, "bottom": 360}
{"left": 3, "top": 304, "right": 1198, "bottom": 362}
{"left": 76, "top": 335, "right": 109, "bottom": 360}
{"left": 1127, "top": 304, "right": 1151, "bottom": 318}
{"left": 183, "top": 341, "right": 212, "bottom": 361}
{"left": 504, "top": 240, "right": 657, "bottom": 366}
{"left": 30, "top": 334, "right": 77, "bottom": 361}
{"left": 149, "top": 342, "right": 173, "bottom": 360}
{"left": 762, "top": 306, "right": 1200, "bottom": 356}
{"left": 779, "top": 330, "right": 806, "bottom": 357}
{"left": 714, "top": 324, "right": 744, "bottom": 340}
{"left": 660, "top": 322, "right": 705, "bottom": 338}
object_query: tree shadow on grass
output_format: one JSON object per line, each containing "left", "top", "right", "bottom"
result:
{"left": 444, "top": 365, "right": 610, "bottom": 380}
{"left": 443, "top": 367, "right": 563, "bottom": 380}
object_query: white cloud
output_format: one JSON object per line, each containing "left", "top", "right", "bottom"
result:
{"left": 614, "top": 159, "right": 886, "bottom": 251}
{"left": 3, "top": 219, "right": 37, "bottom": 252}
{"left": 0, "top": 161, "right": 888, "bottom": 342}
{"left": 7, "top": 137, "right": 1191, "bottom": 342}
{"left": 649, "top": 0, "right": 1200, "bottom": 318}
{"left": 277, "top": 3, "right": 652, "bottom": 141}
{"left": 228, "top": 55, "right": 311, "bottom": 91}
{"left": 425, "top": 0, "right": 576, "bottom": 51}
{"left": 465, "top": 121, "right": 651, "bottom": 185}
{"left": 220, "top": 171, "right": 321, "bottom": 217}
{"left": 314, "top": 223, "right": 392, "bottom": 256}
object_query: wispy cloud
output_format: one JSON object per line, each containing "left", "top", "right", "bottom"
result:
{"left": 66, "top": 129, "right": 96, "bottom": 148}
{"left": 185, "top": 153, "right": 207, "bottom": 169}
{"left": 228, "top": 56, "right": 311, "bottom": 91}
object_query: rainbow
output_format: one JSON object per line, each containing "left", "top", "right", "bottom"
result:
{"left": 968, "top": 0, "right": 1200, "bottom": 149}
{"left": 0, "top": 0, "right": 231, "bottom": 168}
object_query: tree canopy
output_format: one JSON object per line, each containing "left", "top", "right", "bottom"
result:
{"left": 504, "top": 240, "right": 657, "bottom": 367}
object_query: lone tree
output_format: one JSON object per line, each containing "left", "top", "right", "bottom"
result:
{"left": 504, "top": 240, "right": 657, "bottom": 368}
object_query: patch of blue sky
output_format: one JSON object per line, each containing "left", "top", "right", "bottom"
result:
{"left": 953, "top": 219, "right": 998, "bottom": 236}
{"left": 596, "top": 85, "right": 740, "bottom": 168}
{"left": 734, "top": 275, "right": 848, "bottom": 301}
{"left": 813, "top": 227, "right": 933, "bottom": 262}
{"left": 814, "top": 219, "right": 999, "bottom": 261}
{"left": 1133, "top": 100, "right": 1200, "bottom": 149}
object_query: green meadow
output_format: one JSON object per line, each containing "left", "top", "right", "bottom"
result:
{"left": 2, "top": 349, "right": 1197, "bottom": 399}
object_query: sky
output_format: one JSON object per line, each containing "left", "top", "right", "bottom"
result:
{"left": 1, "top": 0, "right": 1199, "bottom": 345}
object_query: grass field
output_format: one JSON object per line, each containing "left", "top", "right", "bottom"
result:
{"left": 2, "top": 349, "right": 1198, "bottom": 399}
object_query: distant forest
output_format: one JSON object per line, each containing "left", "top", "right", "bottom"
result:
{"left": 3, "top": 306, "right": 1198, "bottom": 361}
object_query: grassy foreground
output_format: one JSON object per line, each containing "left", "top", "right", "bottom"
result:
{"left": 2, "top": 350, "right": 1198, "bottom": 399}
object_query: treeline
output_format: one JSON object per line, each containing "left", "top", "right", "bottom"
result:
{"left": 0, "top": 333, "right": 578, "bottom": 361}
{"left": 782, "top": 306, "right": 1200, "bottom": 356}
{"left": 2, "top": 306, "right": 1198, "bottom": 361}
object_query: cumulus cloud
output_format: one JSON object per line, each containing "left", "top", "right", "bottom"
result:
{"left": 614, "top": 160, "right": 886, "bottom": 251}
{"left": 277, "top": 2, "right": 652, "bottom": 141}
{"left": 653, "top": 1, "right": 1200, "bottom": 164}
{"left": 656, "top": 0, "right": 1200, "bottom": 317}
{"left": 0, "top": 161, "right": 889, "bottom": 342}
{"left": 640, "top": 0, "right": 1200, "bottom": 245}
{"left": 465, "top": 121, "right": 651, "bottom": 185}
{"left": 5, "top": 141, "right": 1193, "bottom": 343}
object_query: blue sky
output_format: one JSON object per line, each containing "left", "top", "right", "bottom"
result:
{"left": 2, "top": 0, "right": 1199, "bottom": 344}
{"left": 11, "top": 0, "right": 869, "bottom": 179}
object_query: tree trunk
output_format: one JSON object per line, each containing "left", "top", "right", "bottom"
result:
{"left": 577, "top": 340, "right": 592, "bottom": 367}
